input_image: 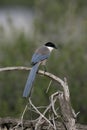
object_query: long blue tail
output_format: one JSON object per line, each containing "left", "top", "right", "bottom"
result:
{"left": 23, "top": 63, "right": 39, "bottom": 97}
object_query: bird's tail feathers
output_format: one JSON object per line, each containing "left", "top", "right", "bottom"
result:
{"left": 23, "top": 63, "right": 39, "bottom": 97}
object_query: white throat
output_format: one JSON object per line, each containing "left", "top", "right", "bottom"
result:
{"left": 47, "top": 46, "right": 54, "bottom": 52}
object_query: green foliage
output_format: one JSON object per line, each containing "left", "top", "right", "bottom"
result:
{"left": 0, "top": 0, "right": 35, "bottom": 7}
{"left": 0, "top": 33, "right": 36, "bottom": 117}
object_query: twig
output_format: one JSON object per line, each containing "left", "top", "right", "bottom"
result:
{"left": 21, "top": 103, "right": 29, "bottom": 123}
{"left": 13, "top": 103, "right": 29, "bottom": 130}
{"left": 50, "top": 92, "right": 59, "bottom": 117}
{"left": 27, "top": 106, "right": 47, "bottom": 114}
{"left": 46, "top": 80, "right": 52, "bottom": 93}
{"left": 52, "top": 113, "right": 57, "bottom": 130}
{"left": 35, "top": 97, "right": 57, "bottom": 130}
{"left": 28, "top": 98, "right": 54, "bottom": 130}
{"left": 76, "top": 111, "right": 80, "bottom": 117}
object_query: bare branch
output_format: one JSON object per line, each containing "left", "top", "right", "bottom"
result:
{"left": 0, "top": 66, "right": 64, "bottom": 85}
{"left": 28, "top": 98, "right": 54, "bottom": 130}
{"left": 50, "top": 92, "right": 59, "bottom": 117}
{"left": 46, "top": 80, "right": 52, "bottom": 93}
{"left": 0, "top": 66, "right": 30, "bottom": 72}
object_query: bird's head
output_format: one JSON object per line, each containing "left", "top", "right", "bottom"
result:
{"left": 44, "top": 42, "right": 57, "bottom": 50}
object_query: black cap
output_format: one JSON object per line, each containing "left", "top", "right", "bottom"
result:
{"left": 45, "top": 42, "right": 57, "bottom": 49}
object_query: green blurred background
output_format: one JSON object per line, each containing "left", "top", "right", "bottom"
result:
{"left": 0, "top": 0, "right": 87, "bottom": 124}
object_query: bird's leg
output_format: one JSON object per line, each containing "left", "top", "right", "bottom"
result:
{"left": 41, "top": 59, "right": 47, "bottom": 73}
{"left": 43, "top": 65, "right": 47, "bottom": 74}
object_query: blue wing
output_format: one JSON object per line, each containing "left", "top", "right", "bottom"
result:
{"left": 31, "top": 53, "right": 50, "bottom": 65}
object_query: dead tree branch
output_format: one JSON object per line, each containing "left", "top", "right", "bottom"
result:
{"left": 0, "top": 66, "right": 86, "bottom": 130}
{"left": 0, "top": 117, "right": 87, "bottom": 130}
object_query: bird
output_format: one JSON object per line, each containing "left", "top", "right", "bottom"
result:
{"left": 23, "top": 42, "right": 57, "bottom": 98}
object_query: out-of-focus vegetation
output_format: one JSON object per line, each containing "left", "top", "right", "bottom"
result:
{"left": 0, "top": 0, "right": 87, "bottom": 124}
{"left": 0, "top": 0, "right": 35, "bottom": 7}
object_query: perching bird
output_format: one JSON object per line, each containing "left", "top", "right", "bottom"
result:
{"left": 23, "top": 42, "right": 57, "bottom": 97}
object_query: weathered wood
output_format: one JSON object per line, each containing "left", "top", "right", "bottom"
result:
{"left": 0, "top": 117, "right": 87, "bottom": 130}
{"left": 57, "top": 78, "right": 77, "bottom": 130}
{"left": 0, "top": 66, "right": 87, "bottom": 130}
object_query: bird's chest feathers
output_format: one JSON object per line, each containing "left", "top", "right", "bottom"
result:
{"left": 47, "top": 47, "right": 53, "bottom": 52}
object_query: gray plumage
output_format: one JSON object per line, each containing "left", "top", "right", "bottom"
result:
{"left": 31, "top": 46, "right": 50, "bottom": 64}
{"left": 23, "top": 46, "right": 50, "bottom": 97}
